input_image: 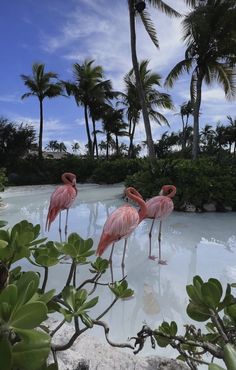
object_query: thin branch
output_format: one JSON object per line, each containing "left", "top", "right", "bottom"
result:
{"left": 50, "top": 319, "right": 66, "bottom": 337}
{"left": 93, "top": 320, "right": 134, "bottom": 349}
{"left": 41, "top": 266, "right": 48, "bottom": 292}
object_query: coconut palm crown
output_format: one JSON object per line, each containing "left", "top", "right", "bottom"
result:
{"left": 21, "top": 63, "right": 63, "bottom": 159}
{"left": 165, "top": 0, "right": 236, "bottom": 159}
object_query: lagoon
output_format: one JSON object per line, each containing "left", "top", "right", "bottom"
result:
{"left": 1, "top": 184, "right": 236, "bottom": 367}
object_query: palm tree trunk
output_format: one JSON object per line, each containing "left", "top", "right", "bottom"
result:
{"left": 128, "top": 0, "right": 155, "bottom": 158}
{"left": 106, "top": 133, "right": 109, "bottom": 160}
{"left": 192, "top": 72, "right": 203, "bottom": 161}
{"left": 92, "top": 116, "right": 98, "bottom": 158}
{"left": 39, "top": 98, "right": 43, "bottom": 159}
{"left": 181, "top": 114, "right": 185, "bottom": 151}
{"left": 128, "top": 119, "right": 136, "bottom": 158}
{"left": 115, "top": 134, "right": 119, "bottom": 156}
{"left": 84, "top": 104, "right": 93, "bottom": 157}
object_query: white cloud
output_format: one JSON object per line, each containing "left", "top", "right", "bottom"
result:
{"left": 0, "top": 94, "right": 21, "bottom": 103}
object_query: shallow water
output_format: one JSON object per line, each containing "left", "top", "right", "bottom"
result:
{"left": 1, "top": 184, "right": 236, "bottom": 368}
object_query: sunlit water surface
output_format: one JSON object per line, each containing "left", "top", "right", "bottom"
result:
{"left": 1, "top": 184, "right": 236, "bottom": 368}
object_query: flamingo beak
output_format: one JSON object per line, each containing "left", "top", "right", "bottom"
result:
{"left": 159, "top": 189, "right": 164, "bottom": 196}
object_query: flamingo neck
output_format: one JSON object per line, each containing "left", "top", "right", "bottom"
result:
{"left": 61, "top": 173, "right": 76, "bottom": 190}
{"left": 126, "top": 187, "right": 147, "bottom": 222}
{"left": 166, "top": 185, "right": 177, "bottom": 198}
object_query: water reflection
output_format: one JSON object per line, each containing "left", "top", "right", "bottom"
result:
{"left": 1, "top": 184, "right": 236, "bottom": 359}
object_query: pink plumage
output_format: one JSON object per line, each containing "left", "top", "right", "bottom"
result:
{"left": 46, "top": 172, "right": 77, "bottom": 232}
{"left": 96, "top": 187, "right": 147, "bottom": 269}
{"left": 144, "top": 185, "right": 176, "bottom": 264}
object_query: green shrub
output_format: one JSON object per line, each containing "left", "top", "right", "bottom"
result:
{"left": 125, "top": 158, "right": 236, "bottom": 211}
{"left": 92, "top": 158, "right": 144, "bottom": 184}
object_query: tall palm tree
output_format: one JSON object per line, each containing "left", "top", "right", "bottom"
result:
{"left": 101, "top": 106, "right": 128, "bottom": 158}
{"left": 226, "top": 115, "right": 236, "bottom": 156}
{"left": 127, "top": 0, "right": 180, "bottom": 158}
{"left": 64, "top": 59, "right": 113, "bottom": 157}
{"left": 179, "top": 100, "right": 193, "bottom": 150}
{"left": 21, "top": 63, "right": 63, "bottom": 159}
{"left": 165, "top": 0, "right": 236, "bottom": 160}
{"left": 71, "top": 142, "right": 80, "bottom": 154}
{"left": 121, "top": 59, "right": 173, "bottom": 158}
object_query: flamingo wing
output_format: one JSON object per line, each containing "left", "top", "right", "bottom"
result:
{"left": 146, "top": 196, "right": 174, "bottom": 220}
{"left": 96, "top": 205, "right": 139, "bottom": 256}
{"left": 46, "top": 185, "right": 77, "bottom": 231}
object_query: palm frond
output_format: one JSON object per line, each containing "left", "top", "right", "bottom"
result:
{"left": 165, "top": 59, "right": 193, "bottom": 88}
{"left": 21, "top": 92, "right": 35, "bottom": 100}
{"left": 208, "top": 63, "right": 236, "bottom": 101}
{"left": 139, "top": 10, "right": 159, "bottom": 48}
{"left": 147, "top": 0, "right": 181, "bottom": 18}
{"left": 149, "top": 110, "right": 170, "bottom": 126}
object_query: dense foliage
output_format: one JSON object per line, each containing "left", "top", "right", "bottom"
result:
{"left": 125, "top": 158, "right": 236, "bottom": 211}
{"left": 0, "top": 220, "right": 133, "bottom": 370}
{"left": 0, "top": 118, "right": 36, "bottom": 168}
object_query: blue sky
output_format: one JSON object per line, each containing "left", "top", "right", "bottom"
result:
{"left": 1, "top": 0, "right": 235, "bottom": 153}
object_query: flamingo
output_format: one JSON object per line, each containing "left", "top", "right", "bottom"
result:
{"left": 46, "top": 172, "right": 77, "bottom": 241}
{"left": 145, "top": 185, "right": 176, "bottom": 264}
{"left": 96, "top": 187, "right": 147, "bottom": 278}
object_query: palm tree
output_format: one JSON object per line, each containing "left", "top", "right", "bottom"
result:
{"left": 127, "top": 0, "right": 180, "bottom": 158}
{"left": 101, "top": 106, "right": 128, "bottom": 158}
{"left": 226, "top": 115, "right": 236, "bottom": 156}
{"left": 21, "top": 63, "right": 63, "bottom": 159}
{"left": 200, "top": 124, "right": 215, "bottom": 153}
{"left": 71, "top": 142, "right": 80, "bottom": 154}
{"left": 64, "top": 59, "right": 113, "bottom": 157}
{"left": 45, "top": 140, "right": 60, "bottom": 152}
{"left": 179, "top": 100, "right": 193, "bottom": 150}
{"left": 121, "top": 59, "right": 173, "bottom": 158}
{"left": 58, "top": 142, "right": 67, "bottom": 153}
{"left": 165, "top": 0, "right": 236, "bottom": 160}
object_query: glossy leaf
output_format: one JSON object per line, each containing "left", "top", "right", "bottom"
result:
{"left": 10, "top": 302, "right": 47, "bottom": 329}
{"left": 0, "top": 284, "right": 17, "bottom": 306}
{"left": 223, "top": 344, "right": 236, "bottom": 370}
{"left": 12, "top": 329, "right": 51, "bottom": 370}
{"left": 201, "top": 281, "right": 222, "bottom": 309}
{"left": 0, "top": 337, "right": 12, "bottom": 370}
{"left": 186, "top": 302, "right": 211, "bottom": 322}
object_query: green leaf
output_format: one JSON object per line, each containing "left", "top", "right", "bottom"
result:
{"left": 62, "top": 286, "right": 77, "bottom": 310}
{"left": 223, "top": 344, "right": 236, "bottom": 370}
{"left": 80, "top": 296, "right": 99, "bottom": 311}
{"left": 0, "top": 220, "right": 8, "bottom": 228}
{"left": 201, "top": 281, "right": 222, "bottom": 309}
{"left": 0, "top": 284, "right": 17, "bottom": 306}
{"left": 186, "top": 302, "right": 211, "bottom": 322}
{"left": 10, "top": 302, "right": 48, "bottom": 329}
{"left": 80, "top": 312, "right": 93, "bottom": 328}
{"left": 208, "top": 364, "right": 226, "bottom": 370}
{"left": 12, "top": 329, "right": 51, "bottom": 370}
{"left": 16, "top": 272, "right": 40, "bottom": 305}
{"left": 0, "top": 337, "right": 12, "bottom": 370}
{"left": 154, "top": 333, "right": 171, "bottom": 347}
{"left": 0, "top": 239, "right": 8, "bottom": 248}
{"left": 37, "top": 289, "right": 56, "bottom": 304}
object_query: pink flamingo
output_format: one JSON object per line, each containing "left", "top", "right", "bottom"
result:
{"left": 96, "top": 187, "right": 146, "bottom": 277}
{"left": 46, "top": 172, "right": 77, "bottom": 240}
{"left": 145, "top": 185, "right": 176, "bottom": 264}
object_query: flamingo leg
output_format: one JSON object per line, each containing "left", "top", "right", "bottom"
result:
{"left": 158, "top": 221, "right": 167, "bottom": 265}
{"left": 148, "top": 218, "right": 158, "bottom": 260}
{"left": 121, "top": 239, "right": 127, "bottom": 269}
{"left": 65, "top": 209, "right": 69, "bottom": 242}
{"left": 109, "top": 243, "right": 115, "bottom": 283}
{"left": 59, "top": 212, "right": 62, "bottom": 243}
